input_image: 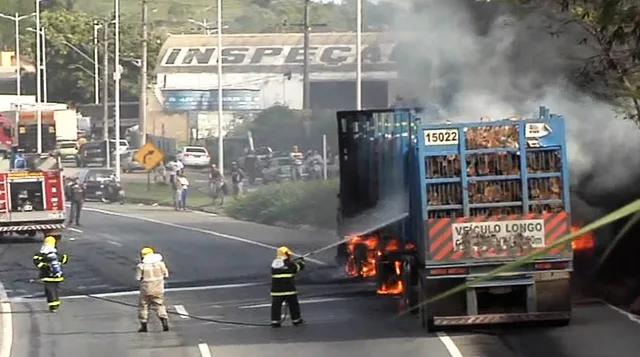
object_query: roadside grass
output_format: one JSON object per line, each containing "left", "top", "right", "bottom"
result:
{"left": 122, "top": 181, "right": 226, "bottom": 213}
{"left": 224, "top": 179, "right": 338, "bottom": 230}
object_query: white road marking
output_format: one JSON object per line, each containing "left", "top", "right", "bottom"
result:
{"left": 437, "top": 332, "right": 464, "bottom": 357}
{"left": 174, "top": 304, "right": 190, "bottom": 319}
{"left": 83, "top": 206, "right": 328, "bottom": 265}
{"left": 198, "top": 343, "right": 212, "bottom": 357}
{"left": 0, "top": 281, "right": 13, "bottom": 357}
{"left": 239, "top": 297, "right": 356, "bottom": 309}
{"left": 67, "top": 227, "right": 83, "bottom": 233}
{"left": 106, "top": 240, "right": 123, "bottom": 247}
{"left": 191, "top": 210, "right": 219, "bottom": 217}
{"left": 56, "top": 282, "right": 267, "bottom": 300}
{"left": 603, "top": 300, "right": 640, "bottom": 324}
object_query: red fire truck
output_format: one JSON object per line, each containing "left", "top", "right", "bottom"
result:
{"left": 0, "top": 155, "right": 66, "bottom": 240}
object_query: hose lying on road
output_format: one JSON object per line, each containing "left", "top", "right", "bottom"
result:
{"left": 7, "top": 279, "right": 283, "bottom": 327}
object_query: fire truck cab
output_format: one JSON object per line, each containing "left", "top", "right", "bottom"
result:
{"left": 0, "top": 154, "right": 66, "bottom": 241}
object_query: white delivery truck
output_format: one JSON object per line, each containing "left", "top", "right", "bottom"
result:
{"left": 53, "top": 109, "right": 78, "bottom": 142}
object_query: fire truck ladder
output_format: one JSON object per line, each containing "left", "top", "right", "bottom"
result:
{"left": 0, "top": 174, "right": 8, "bottom": 215}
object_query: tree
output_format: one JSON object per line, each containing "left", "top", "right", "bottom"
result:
{"left": 18, "top": 9, "right": 164, "bottom": 104}
{"left": 510, "top": 0, "right": 640, "bottom": 124}
{"left": 232, "top": 106, "right": 337, "bottom": 151}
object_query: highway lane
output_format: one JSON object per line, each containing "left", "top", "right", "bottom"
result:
{"left": 448, "top": 302, "right": 640, "bottom": 357}
{"left": 81, "top": 203, "right": 338, "bottom": 265}
{"left": 3, "top": 203, "right": 640, "bottom": 357}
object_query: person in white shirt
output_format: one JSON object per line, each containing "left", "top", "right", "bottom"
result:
{"left": 166, "top": 159, "right": 184, "bottom": 189}
{"left": 175, "top": 170, "right": 189, "bottom": 211}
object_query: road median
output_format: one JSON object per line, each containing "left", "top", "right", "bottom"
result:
{"left": 224, "top": 179, "right": 338, "bottom": 231}
{"left": 122, "top": 181, "right": 224, "bottom": 214}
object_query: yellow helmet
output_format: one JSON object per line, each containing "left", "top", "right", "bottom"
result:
{"left": 43, "top": 236, "right": 56, "bottom": 247}
{"left": 140, "top": 247, "right": 154, "bottom": 257}
{"left": 276, "top": 246, "right": 291, "bottom": 258}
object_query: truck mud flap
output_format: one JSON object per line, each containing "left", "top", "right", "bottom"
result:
{"left": 0, "top": 223, "right": 66, "bottom": 232}
{"left": 433, "top": 311, "right": 571, "bottom": 326}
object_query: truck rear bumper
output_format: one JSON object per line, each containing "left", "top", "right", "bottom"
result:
{"left": 0, "top": 223, "right": 65, "bottom": 232}
{"left": 434, "top": 311, "right": 570, "bottom": 326}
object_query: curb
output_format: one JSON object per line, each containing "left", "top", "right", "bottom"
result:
{"left": 125, "top": 196, "right": 335, "bottom": 234}
{"left": 124, "top": 196, "right": 222, "bottom": 215}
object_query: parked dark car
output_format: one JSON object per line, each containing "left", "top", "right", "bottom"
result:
{"left": 75, "top": 140, "right": 116, "bottom": 167}
{"left": 74, "top": 168, "right": 116, "bottom": 200}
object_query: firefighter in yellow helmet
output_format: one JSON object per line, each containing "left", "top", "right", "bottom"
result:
{"left": 136, "top": 246, "right": 170, "bottom": 332}
{"left": 32, "top": 236, "right": 69, "bottom": 312}
{"left": 270, "top": 246, "right": 305, "bottom": 327}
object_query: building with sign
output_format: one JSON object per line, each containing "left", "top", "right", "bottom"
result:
{"left": 149, "top": 32, "right": 399, "bottom": 142}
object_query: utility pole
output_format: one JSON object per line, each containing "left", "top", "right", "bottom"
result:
{"left": 35, "top": 0, "right": 42, "bottom": 153}
{"left": 93, "top": 21, "right": 101, "bottom": 104}
{"left": 140, "top": 0, "right": 148, "bottom": 146}
{"left": 285, "top": 1, "right": 326, "bottom": 110}
{"left": 356, "top": 0, "right": 362, "bottom": 110}
{"left": 302, "top": 1, "right": 310, "bottom": 109}
{"left": 103, "top": 22, "right": 110, "bottom": 167}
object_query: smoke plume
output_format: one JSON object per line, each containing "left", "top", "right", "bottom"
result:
{"left": 386, "top": 0, "right": 640, "bottom": 201}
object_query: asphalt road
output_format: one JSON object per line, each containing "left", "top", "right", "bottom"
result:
{"left": 1, "top": 203, "right": 640, "bottom": 357}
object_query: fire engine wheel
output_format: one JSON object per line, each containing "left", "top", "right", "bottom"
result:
{"left": 27, "top": 231, "right": 36, "bottom": 237}
{"left": 402, "top": 258, "right": 418, "bottom": 314}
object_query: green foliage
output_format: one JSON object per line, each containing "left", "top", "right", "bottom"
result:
{"left": 515, "top": 0, "right": 640, "bottom": 123}
{"left": 225, "top": 179, "right": 338, "bottom": 229}
{"left": 232, "top": 106, "right": 338, "bottom": 151}
{"left": 17, "top": 9, "right": 164, "bottom": 104}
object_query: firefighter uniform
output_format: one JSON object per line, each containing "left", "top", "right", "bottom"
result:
{"left": 270, "top": 246, "right": 305, "bottom": 327}
{"left": 136, "top": 247, "right": 170, "bottom": 332}
{"left": 32, "top": 236, "right": 69, "bottom": 312}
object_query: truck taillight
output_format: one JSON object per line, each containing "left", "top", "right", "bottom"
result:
{"left": 429, "top": 267, "right": 468, "bottom": 276}
{"left": 535, "top": 261, "right": 569, "bottom": 270}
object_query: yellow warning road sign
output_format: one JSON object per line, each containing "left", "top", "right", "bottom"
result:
{"left": 133, "top": 141, "right": 165, "bottom": 171}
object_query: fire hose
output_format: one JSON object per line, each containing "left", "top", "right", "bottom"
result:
{"left": 1, "top": 238, "right": 358, "bottom": 329}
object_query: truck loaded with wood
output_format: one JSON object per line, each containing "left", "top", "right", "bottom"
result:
{"left": 334, "top": 106, "right": 596, "bottom": 331}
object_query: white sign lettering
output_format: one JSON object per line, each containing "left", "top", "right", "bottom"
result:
{"left": 452, "top": 219, "right": 546, "bottom": 251}
{"left": 160, "top": 44, "right": 399, "bottom": 67}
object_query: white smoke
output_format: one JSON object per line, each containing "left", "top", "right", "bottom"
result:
{"left": 387, "top": 0, "right": 640, "bottom": 196}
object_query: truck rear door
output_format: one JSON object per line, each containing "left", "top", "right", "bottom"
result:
{"left": 419, "top": 108, "right": 572, "bottom": 263}
{"left": 336, "top": 109, "right": 416, "bottom": 236}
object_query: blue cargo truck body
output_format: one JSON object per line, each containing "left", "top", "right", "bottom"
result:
{"left": 336, "top": 106, "right": 573, "bottom": 331}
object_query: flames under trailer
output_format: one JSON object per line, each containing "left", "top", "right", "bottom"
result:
{"left": 0, "top": 155, "right": 66, "bottom": 242}
{"left": 335, "top": 107, "right": 573, "bottom": 331}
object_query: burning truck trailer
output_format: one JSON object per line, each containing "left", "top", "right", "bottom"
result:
{"left": 334, "top": 106, "right": 597, "bottom": 331}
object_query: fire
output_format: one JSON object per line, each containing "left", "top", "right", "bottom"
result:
{"left": 343, "top": 235, "right": 414, "bottom": 295}
{"left": 571, "top": 224, "right": 595, "bottom": 251}
{"left": 344, "top": 235, "right": 379, "bottom": 277}
{"left": 377, "top": 261, "right": 404, "bottom": 295}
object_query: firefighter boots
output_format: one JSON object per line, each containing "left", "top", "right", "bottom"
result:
{"left": 138, "top": 322, "right": 148, "bottom": 333}
{"left": 161, "top": 318, "right": 170, "bottom": 332}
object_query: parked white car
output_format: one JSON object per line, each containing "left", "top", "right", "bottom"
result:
{"left": 177, "top": 146, "right": 210, "bottom": 167}
{"left": 109, "top": 139, "right": 130, "bottom": 155}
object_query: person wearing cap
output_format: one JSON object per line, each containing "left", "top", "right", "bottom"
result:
{"left": 270, "top": 246, "right": 305, "bottom": 328}
{"left": 136, "top": 246, "right": 170, "bottom": 332}
{"left": 32, "top": 236, "right": 69, "bottom": 312}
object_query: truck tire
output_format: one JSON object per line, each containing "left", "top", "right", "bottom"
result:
{"left": 418, "top": 278, "right": 435, "bottom": 332}
{"left": 353, "top": 242, "right": 369, "bottom": 278}
{"left": 402, "top": 257, "right": 418, "bottom": 314}
{"left": 27, "top": 231, "right": 36, "bottom": 237}
{"left": 536, "top": 273, "right": 572, "bottom": 327}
